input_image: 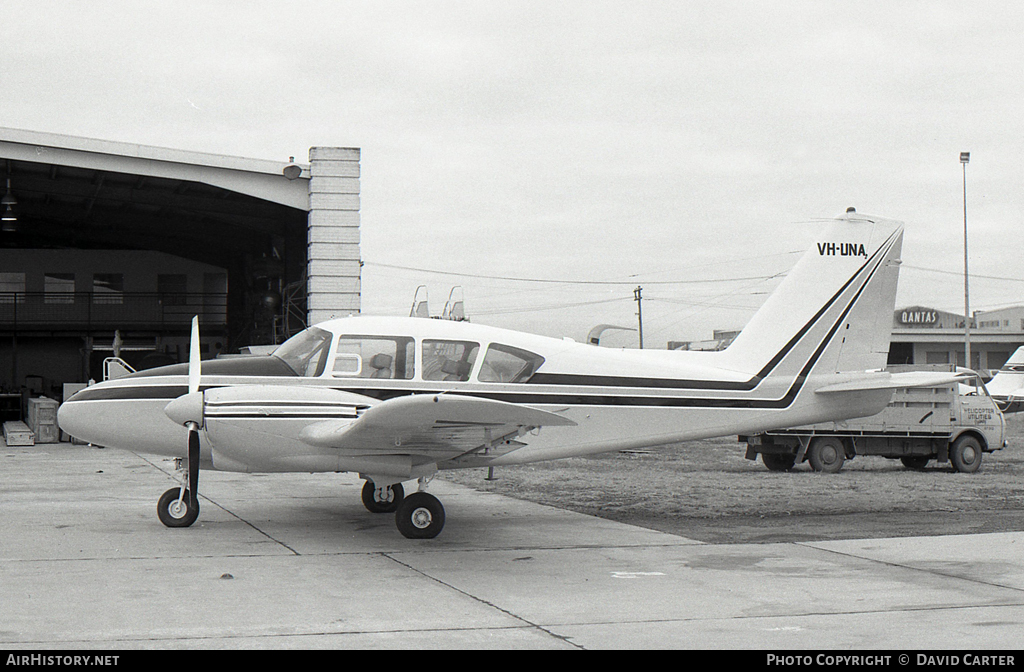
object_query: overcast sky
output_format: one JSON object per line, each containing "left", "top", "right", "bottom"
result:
{"left": 2, "top": 1, "right": 1021, "bottom": 347}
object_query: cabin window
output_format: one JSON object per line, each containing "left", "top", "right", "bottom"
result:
{"left": 333, "top": 335, "right": 415, "bottom": 380}
{"left": 272, "top": 327, "right": 332, "bottom": 377}
{"left": 422, "top": 340, "right": 479, "bottom": 381}
{"left": 478, "top": 344, "right": 545, "bottom": 383}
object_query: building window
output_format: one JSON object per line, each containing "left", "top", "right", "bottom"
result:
{"left": 0, "top": 272, "right": 25, "bottom": 304}
{"left": 988, "top": 352, "right": 1010, "bottom": 370}
{"left": 92, "top": 274, "right": 124, "bottom": 304}
{"left": 158, "top": 274, "right": 187, "bottom": 306}
{"left": 44, "top": 273, "right": 75, "bottom": 304}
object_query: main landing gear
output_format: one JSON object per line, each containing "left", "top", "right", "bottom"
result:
{"left": 362, "top": 478, "right": 446, "bottom": 539}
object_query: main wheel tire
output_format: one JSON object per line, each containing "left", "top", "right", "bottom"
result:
{"left": 361, "top": 480, "right": 404, "bottom": 513}
{"left": 157, "top": 487, "right": 199, "bottom": 528}
{"left": 395, "top": 492, "right": 445, "bottom": 539}
{"left": 762, "top": 452, "right": 796, "bottom": 472}
{"left": 807, "top": 437, "right": 846, "bottom": 473}
{"left": 900, "top": 456, "right": 930, "bottom": 470}
{"left": 950, "top": 435, "right": 983, "bottom": 473}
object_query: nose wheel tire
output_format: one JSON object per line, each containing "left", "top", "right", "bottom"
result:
{"left": 395, "top": 492, "right": 445, "bottom": 539}
{"left": 157, "top": 487, "right": 200, "bottom": 527}
{"left": 361, "top": 480, "right": 404, "bottom": 513}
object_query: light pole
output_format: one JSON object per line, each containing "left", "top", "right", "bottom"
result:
{"left": 961, "top": 151, "right": 970, "bottom": 369}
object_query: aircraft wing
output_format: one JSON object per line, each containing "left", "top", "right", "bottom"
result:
{"left": 298, "top": 393, "right": 576, "bottom": 459}
{"left": 815, "top": 370, "right": 971, "bottom": 394}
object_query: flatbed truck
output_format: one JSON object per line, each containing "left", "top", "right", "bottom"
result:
{"left": 741, "top": 370, "right": 1007, "bottom": 473}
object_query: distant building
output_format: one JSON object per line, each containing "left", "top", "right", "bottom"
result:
{"left": 888, "top": 305, "right": 1024, "bottom": 372}
{"left": 668, "top": 306, "right": 1024, "bottom": 375}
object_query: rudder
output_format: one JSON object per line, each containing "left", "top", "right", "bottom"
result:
{"left": 720, "top": 209, "right": 904, "bottom": 379}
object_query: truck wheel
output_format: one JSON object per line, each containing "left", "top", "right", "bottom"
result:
{"left": 900, "top": 456, "right": 930, "bottom": 470}
{"left": 807, "top": 437, "right": 845, "bottom": 473}
{"left": 762, "top": 453, "right": 796, "bottom": 472}
{"left": 950, "top": 435, "right": 983, "bottom": 473}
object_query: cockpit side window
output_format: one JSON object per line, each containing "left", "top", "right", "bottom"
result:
{"left": 272, "top": 327, "right": 332, "bottom": 377}
{"left": 333, "top": 335, "right": 415, "bottom": 379}
{"left": 422, "top": 339, "right": 479, "bottom": 382}
{"left": 478, "top": 343, "right": 545, "bottom": 383}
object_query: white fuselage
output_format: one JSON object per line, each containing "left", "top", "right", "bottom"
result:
{"left": 58, "top": 316, "right": 890, "bottom": 474}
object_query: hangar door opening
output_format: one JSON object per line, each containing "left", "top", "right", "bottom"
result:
{"left": 0, "top": 133, "right": 313, "bottom": 399}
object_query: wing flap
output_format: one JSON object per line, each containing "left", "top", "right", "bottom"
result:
{"left": 299, "top": 393, "right": 575, "bottom": 458}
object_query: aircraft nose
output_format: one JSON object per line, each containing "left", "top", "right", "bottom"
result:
{"left": 56, "top": 397, "right": 85, "bottom": 438}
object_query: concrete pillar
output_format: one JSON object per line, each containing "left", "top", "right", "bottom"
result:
{"left": 306, "top": 147, "right": 361, "bottom": 325}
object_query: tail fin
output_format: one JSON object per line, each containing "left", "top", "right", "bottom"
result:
{"left": 719, "top": 209, "right": 903, "bottom": 379}
{"left": 986, "top": 345, "right": 1024, "bottom": 401}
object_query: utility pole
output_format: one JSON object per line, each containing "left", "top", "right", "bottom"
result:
{"left": 633, "top": 286, "right": 644, "bottom": 349}
{"left": 961, "top": 151, "right": 971, "bottom": 369}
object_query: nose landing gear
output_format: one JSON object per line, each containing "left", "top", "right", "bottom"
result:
{"left": 157, "top": 487, "right": 199, "bottom": 527}
{"left": 157, "top": 457, "right": 199, "bottom": 528}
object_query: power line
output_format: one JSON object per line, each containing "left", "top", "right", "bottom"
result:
{"left": 902, "top": 264, "right": 1024, "bottom": 283}
{"left": 471, "top": 296, "right": 630, "bottom": 316}
{"left": 363, "top": 261, "right": 785, "bottom": 286}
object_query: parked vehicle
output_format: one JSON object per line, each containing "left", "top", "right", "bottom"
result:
{"left": 741, "top": 369, "right": 1006, "bottom": 473}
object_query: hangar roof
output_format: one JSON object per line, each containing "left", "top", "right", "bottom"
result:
{"left": 0, "top": 127, "right": 310, "bottom": 269}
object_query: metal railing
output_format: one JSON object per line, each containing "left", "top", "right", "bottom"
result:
{"left": 0, "top": 292, "right": 227, "bottom": 329}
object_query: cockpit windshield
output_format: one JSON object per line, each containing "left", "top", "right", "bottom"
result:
{"left": 272, "top": 327, "right": 332, "bottom": 376}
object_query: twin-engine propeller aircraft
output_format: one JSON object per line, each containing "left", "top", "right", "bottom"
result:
{"left": 58, "top": 209, "right": 961, "bottom": 539}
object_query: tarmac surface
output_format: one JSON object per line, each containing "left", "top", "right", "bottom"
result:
{"left": 2, "top": 442, "right": 1024, "bottom": 650}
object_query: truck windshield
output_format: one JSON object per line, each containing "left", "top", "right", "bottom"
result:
{"left": 961, "top": 374, "right": 992, "bottom": 397}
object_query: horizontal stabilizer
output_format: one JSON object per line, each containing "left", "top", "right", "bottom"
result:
{"left": 815, "top": 370, "right": 970, "bottom": 394}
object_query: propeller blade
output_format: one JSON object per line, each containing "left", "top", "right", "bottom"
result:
{"left": 187, "top": 424, "right": 200, "bottom": 509}
{"left": 188, "top": 315, "right": 201, "bottom": 396}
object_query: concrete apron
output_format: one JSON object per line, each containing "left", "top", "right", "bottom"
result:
{"left": 2, "top": 444, "right": 1023, "bottom": 649}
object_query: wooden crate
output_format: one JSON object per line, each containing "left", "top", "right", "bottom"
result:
{"left": 4, "top": 421, "right": 35, "bottom": 446}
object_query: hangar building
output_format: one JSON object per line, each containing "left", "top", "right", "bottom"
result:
{"left": 0, "top": 128, "right": 361, "bottom": 403}
{"left": 888, "top": 305, "right": 1024, "bottom": 372}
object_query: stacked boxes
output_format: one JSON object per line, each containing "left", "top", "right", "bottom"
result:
{"left": 27, "top": 397, "right": 59, "bottom": 444}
